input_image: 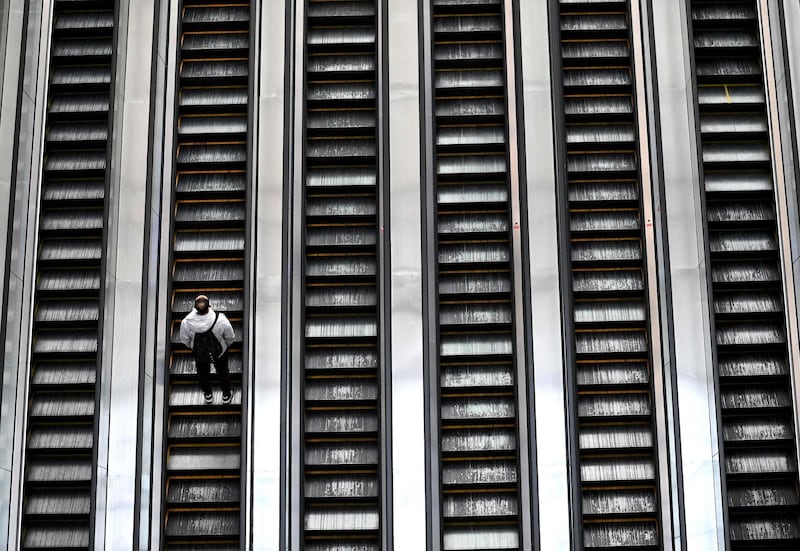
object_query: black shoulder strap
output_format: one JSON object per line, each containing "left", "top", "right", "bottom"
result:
{"left": 208, "top": 311, "right": 220, "bottom": 331}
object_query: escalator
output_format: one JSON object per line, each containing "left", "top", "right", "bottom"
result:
{"left": 299, "top": 1, "right": 383, "bottom": 548}
{"left": 19, "top": 1, "right": 116, "bottom": 549}
{"left": 428, "top": 0, "right": 523, "bottom": 548}
{"left": 688, "top": 1, "right": 800, "bottom": 547}
{"left": 554, "top": 0, "right": 663, "bottom": 547}
{"left": 161, "top": 1, "right": 250, "bottom": 548}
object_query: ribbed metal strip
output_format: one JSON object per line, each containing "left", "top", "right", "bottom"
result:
{"left": 20, "top": 1, "right": 116, "bottom": 548}
{"left": 428, "top": 0, "right": 523, "bottom": 548}
{"left": 688, "top": 1, "right": 800, "bottom": 547}
{"left": 162, "top": 1, "right": 250, "bottom": 548}
{"left": 300, "top": 0, "right": 382, "bottom": 548}
{"left": 554, "top": 0, "right": 663, "bottom": 547}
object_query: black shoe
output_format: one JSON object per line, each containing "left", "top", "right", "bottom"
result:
{"left": 222, "top": 392, "right": 233, "bottom": 405}
{"left": 204, "top": 392, "right": 214, "bottom": 405}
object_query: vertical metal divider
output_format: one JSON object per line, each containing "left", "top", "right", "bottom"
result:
{"left": 636, "top": 0, "right": 689, "bottom": 546}
{"left": 772, "top": 0, "right": 800, "bottom": 505}
{"left": 0, "top": 0, "right": 31, "bottom": 545}
{"left": 629, "top": 0, "right": 676, "bottom": 544}
{"left": 646, "top": 0, "right": 726, "bottom": 546}
{"left": 6, "top": 1, "right": 53, "bottom": 548}
{"left": 387, "top": 0, "right": 427, "bottom": 547}
{"left": 680, "top": 3, "right": 732, "bottom": 548}
{"left": 98, "top": 0, "right": 160, "bottom": 545}
{"left": 772, "top": 1, "right": 800, "bottom": 433}
{"left": 242, "top": 0, "right": 259, "bottom": 545}
{"left": 288, "top": 0, "right": 306, "bottom": 547}
{"left": 134, "top": 0, "right": 168, "bottom": 546}
{"left": 0, "top": 0, "right": 18, "bottom": 400}
{"left": 545, "top": 0, "right": 583, "bottom": 546}
{"left": 775, "top": 0, "right": 800, "bottom": 353}
{"left": 150, "top": 0, "right": 180, "bottom": 545}
{"left": 418, "top": 0, "right": 442, "bottom": 548}
{"left": 503, "top": 1, "right": 535, "bottom": 549}
{"left": 377, "top": 0, "right": 393, "bottom": 548}
{"left": 92, "top": 0, "right": 122, "bottom": 546}
{"left": 517, "top": 0, "right": 572, "bottom": 547}
{"left": 757, "top": 0, "right": 800, "bottom": 487}
{"left": 280, "top": 0, "right": 296, "bottom": 549}
{"left": 252, "top": 0, "right": 288, "bottom": 548}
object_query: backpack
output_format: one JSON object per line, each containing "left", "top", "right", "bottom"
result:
{"left": 193, "top": 312, "right": 223, "bottom": 359}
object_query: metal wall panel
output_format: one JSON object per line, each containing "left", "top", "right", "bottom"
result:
{"left": 387, "top": 0, "right": 428, "bottom": 548}
{"left": 249, "top": 0, "right": 286, "bottom": 549}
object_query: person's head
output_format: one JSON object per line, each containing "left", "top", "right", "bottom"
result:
{"left": 194, "top": 294, "right": 210, "bottom": 314}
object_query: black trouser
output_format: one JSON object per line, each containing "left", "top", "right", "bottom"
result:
{"left": 194, "top": 349, "right": 231, "bottom": 395}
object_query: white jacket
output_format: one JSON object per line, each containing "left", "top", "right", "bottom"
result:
{"left": 179, "top": 307, "right": 236, "bottom": 354}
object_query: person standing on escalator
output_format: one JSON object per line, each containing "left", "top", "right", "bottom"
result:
{"left": 179, "top": 294, "right": 236, "bottom": 405}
